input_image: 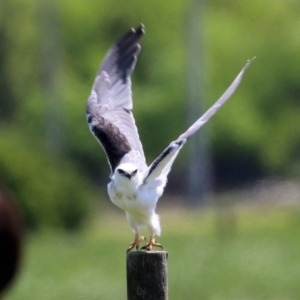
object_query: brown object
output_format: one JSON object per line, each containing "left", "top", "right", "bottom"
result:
{"left": 0, "top": 188, "right": 23, "bottom": 296}
{"left": 127, "top": 251, "right": 168, "bottom": 300}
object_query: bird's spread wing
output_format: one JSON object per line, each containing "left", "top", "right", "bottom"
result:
{"left": 87, "top": 25, "right": 146, "bottom": 173}
{"left": 143, "top": 58, "right": 254, "bottom": 184}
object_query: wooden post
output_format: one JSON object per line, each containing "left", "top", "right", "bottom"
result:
{"left": 127, "top": 251, "right": 168, "bottom": 300}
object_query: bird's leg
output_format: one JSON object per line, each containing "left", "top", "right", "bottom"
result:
{"left": 140, "top": 235, "right": 163, "bottom": 251}
{"left": 126, "top": 234, "right": 146, "bottom": 252}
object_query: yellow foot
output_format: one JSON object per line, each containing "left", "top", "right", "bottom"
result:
{"left": 140, "top": 236, "right": 163, "bottom": 251}
{"left": 126, "top": 235, "right": 146, "bottom": 252}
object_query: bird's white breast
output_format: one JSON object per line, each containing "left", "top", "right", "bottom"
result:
{"left": 107, "top": 180, "right": 158, "bottom": 214}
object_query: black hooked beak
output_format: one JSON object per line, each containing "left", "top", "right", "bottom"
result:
{"left": 125, "top": 169, "right": 137, "bottom": 180}
{"left": 117, "top": 168, "right": 137, "bottom": 180}
{"left": 125, "top": 173, "right": 132, "bottom": 180}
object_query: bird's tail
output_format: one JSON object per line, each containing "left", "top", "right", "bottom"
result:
{"left": 151, "top": 213, "right": 161, "bottom": 236}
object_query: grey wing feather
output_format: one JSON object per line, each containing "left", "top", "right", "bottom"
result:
{"left": 87, "top": 25, "right": 147, "bottom": 173}
{"left": 176, "top": 58, "right": 254, "bottom": 142}
{"left": 144, "top": 58, "right": 254, "bottom": 183}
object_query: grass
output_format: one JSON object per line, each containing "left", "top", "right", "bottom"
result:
{"left": 6, "top": 202, "right": 300, "bottom": 300}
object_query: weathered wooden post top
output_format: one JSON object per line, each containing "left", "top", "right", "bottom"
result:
{"left": 127, "top": 251, "right": 168, "bottom": 300}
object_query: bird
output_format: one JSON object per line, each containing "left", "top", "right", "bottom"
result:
{"left": 86, "top": 24, "right": 253, "bottom": 252}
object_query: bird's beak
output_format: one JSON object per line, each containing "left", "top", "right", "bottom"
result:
{"left": 125, "top": 174, "right": 132, "bottom": 180}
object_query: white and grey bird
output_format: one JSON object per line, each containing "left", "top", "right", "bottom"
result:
{"left": 87, "top": 24, "right": 253, "bottom": 252}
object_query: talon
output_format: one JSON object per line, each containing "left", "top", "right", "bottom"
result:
{"left": 126, "top": 234, "right": 146, "bottom": 252}
{"left": 140, "top": 235, "right": 162, "bottom": 251}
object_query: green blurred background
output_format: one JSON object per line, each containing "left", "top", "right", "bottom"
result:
{"left": 1, "top": 0, "right": 300, "bottom": 299}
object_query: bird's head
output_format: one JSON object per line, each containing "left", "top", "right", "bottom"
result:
{"left": 114, "top": 163, "right": 139, "bottom": 182}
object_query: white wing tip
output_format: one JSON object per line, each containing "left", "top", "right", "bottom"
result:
{"left": 245, "top": 56, "right": 256, "bottom": 68}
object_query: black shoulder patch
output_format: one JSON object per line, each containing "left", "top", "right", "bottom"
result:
{"left": 91, "top": 117, "right": 131, "bottom": 172}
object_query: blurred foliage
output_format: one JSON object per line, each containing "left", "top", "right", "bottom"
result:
{"left": 1, "top": 0, "right": 300, "bottom": 227}
{"left": 0, "top": 129, "right": 94, "bottom": 230}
